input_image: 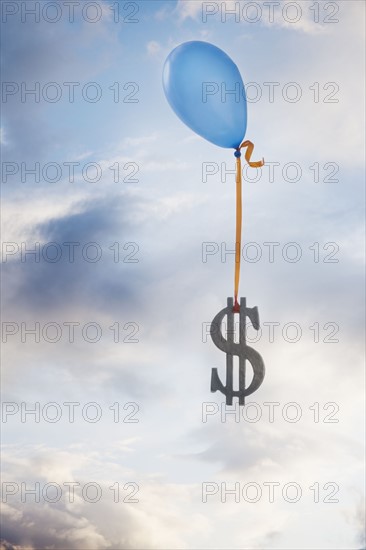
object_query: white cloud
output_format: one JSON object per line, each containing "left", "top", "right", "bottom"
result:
{"left": 121, "top": 134, "right": 158, "bottom": 148}
{"left": 147, "top": 40, "right": 162, "bottom": 57}
{"left": 74, "top": 151, "right": 94, "bottom": 161}
{"left": 175, "top": 0, "right": 204, "bottom": 21}
{"left": 0, "top": 445, "right": 211, "bottom": 549}
{"left": 175, "top": 0, "right": 356, "bottom": 36}
{"left": 0, "top": 126, "right": 7, "bottom": 145}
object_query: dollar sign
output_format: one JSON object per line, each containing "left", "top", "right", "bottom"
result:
{"left": 210, "top": 297, "right": 265, "bottom": 406}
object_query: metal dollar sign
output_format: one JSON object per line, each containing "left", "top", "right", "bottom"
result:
{"left": 210, "top": 297, "right": 265, "bottom": 406}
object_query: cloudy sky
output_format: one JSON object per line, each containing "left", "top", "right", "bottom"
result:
{"left": 1, "top": 0, "right": 365, "bottom": 548}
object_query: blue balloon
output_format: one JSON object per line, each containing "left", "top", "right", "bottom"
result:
{"left": 163, "top": 41, "right": 247, "bottom": 149}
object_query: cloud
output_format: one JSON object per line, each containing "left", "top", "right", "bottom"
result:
{"left": 175, "top": 0, "right": 333, "bottom": 32}
{"left": 147, "top": 40, "right": 162, "bottom": 57}
{"left": 1, "top": 194, "right": 144, "bottom": 316}
{"left": 344, "top": 498, "right": 366, "bottom": 549}
{"left": 175, "top": 0, "right": 204, "bottom": 21}
{"left": 1, "top": 1, "right": 364, "bottom": 549}
{"left": 0, "top": 127, "right": 7, "bottom": 145}
{"left": 1, "top": 540, "right": 33, "bottom": 550}
{"left": 0, "top": 445, "right": 210, "bottom": 550}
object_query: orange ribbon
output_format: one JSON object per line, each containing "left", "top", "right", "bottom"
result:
{"left": 233, "top": 141, "right": 264, "bottom": 313}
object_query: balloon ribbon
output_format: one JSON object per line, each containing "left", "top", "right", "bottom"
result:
{"left": 233, "top": 141, "right": 264, "bottom": 313}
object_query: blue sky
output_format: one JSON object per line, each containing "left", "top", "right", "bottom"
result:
{"left": 1, "top": 1, "right": 365, "bottom": 549}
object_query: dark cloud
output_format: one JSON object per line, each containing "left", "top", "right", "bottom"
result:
{"left": 0, "top": 445, "right": 200, "bottom": 550}
{"left": 1, "top": 541, "right": 25, "bottom": 550}
{"left": 1, "top": 505, "right": 108, "bottom": 549}
{"left": 184, "top": 416, "right": 362, "bottom": 477}
{"left": 2, "top": 195, "right": 146, "bottom": 317}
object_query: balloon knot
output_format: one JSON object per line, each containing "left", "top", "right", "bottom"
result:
{"left": 234, "top": 150, "right": 241, "bottom": 158}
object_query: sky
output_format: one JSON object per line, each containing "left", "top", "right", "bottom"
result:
{"left": 0, "top": 0, "right": 365, "bottom": 548}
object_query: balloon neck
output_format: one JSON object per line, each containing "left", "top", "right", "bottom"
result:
{"left": 234, "top": 149, "right": 241, "bottom": 158}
